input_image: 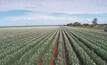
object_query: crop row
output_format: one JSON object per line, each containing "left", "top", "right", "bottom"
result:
{"left": 0, "top": 27, "right": 107, "bottom": 65}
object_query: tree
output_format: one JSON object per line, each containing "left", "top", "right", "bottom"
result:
{"left": 73, "top": 22, "right": 81, "bottom": 26}
{"left": 83, "top": 24, "right": 89, "bottom": 26}
{"left": 67, "top": 23, "right": 72, "bottom": 26}
{"left": 92, "top": 18, "right": 98, "bottom": 25}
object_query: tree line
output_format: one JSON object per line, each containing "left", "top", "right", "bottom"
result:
{"left": 66, "top": 18, "right": 98, "bottom": 27}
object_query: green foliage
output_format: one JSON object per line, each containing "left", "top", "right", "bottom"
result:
{"left": 0, "top": 27, "right": 107, "bottom": 65}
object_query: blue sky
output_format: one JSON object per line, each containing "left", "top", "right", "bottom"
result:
{"left": 0, "top": 0, "right": 107, "bottom": 26}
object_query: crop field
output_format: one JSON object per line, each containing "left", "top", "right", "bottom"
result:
{"left": 0, "top": 26, "right": 107, "bottom": 65}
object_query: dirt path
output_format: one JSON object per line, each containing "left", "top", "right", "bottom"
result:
{"left": 49, "top": 31, "right": 60, "bottom": 65}
{"left": 37, "top": 32, "right": 57, "bottom": 65}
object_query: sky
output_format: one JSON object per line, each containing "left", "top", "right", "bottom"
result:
{"left": 0, "top": 0, "right": 107, "bottom": 26}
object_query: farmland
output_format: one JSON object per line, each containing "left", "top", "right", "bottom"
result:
{"left": 0, "top": 26, "right": 107, "bottom": 65}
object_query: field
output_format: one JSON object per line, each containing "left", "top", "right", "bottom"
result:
{"left": 0, "top": 26, "right": 107, "bottom": 65}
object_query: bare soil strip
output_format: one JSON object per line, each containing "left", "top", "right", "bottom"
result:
{"left": 49, "top": 31, "right": 60, "bottom": 65}
{"left": 37, "top": 31, "right": 57, "bottom": 65}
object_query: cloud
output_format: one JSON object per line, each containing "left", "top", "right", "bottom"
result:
{"left": 1, "top": 10, "right": 107, "bottom": 24}
{"left": 0, "top": 9, "right": 32, "bottom": 18}
{"left": 0, "top": 0, "right": 107, "bottom": 13}
{"left": 0, "top": 0, "right": 107, "bottom": 26}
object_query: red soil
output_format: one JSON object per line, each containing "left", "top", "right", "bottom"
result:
{"left": 37, "top": 63, "right": 42, "bottom": 65}
{"left": 50, "top": 43, "right": 59, "bottom": 65}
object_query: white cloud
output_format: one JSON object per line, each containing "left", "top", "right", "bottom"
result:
{"left": 0, "top": 0, "right": 107, "bottom": 26}
{"left": 5, "top": 13, "right": 72, "bottom": 21}
{"left": 0, "top": 0, "right": 107, "bottom": 13}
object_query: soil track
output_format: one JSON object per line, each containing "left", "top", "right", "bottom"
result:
{"left": 37, "top": 32, "right": 57, "bottom": 65}
{"left": 50, "top": 31, "right": 60, "bottom": 65}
